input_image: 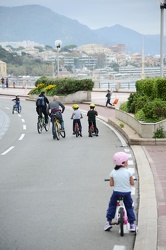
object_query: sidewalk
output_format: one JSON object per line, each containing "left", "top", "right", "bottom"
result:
{"left": 1, "top": 87, "right": 166, "bottom": 250}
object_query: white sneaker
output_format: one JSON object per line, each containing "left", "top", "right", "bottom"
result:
{"left": 104, "top": 221, "right": 112, "bottom": 231}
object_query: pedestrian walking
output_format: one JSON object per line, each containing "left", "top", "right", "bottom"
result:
{"left": 106, "top": 89, "right": 113, "bottom": 107}
{"left": 6, "top": 78, "right": 9, "bottom": 88}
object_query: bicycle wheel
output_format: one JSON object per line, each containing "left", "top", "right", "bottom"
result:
{"left": 60, "top": 129, "right": 66, "bottom": 138}
{"left": 37, "top": 120, "right": 43, "bottom": 134}
{"left": 119, "top": 207, "right": 124, "bottom": 236}
{"left": 55, "top": 122, "right": 60, "bottom": 140}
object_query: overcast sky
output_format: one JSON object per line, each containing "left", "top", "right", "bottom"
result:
{"left": 0, "top": 0, "right": 166, "bottom": 34}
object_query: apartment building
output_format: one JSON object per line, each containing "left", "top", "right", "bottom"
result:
{"left": 0, "top": 60, "right": 7, "bottom": 77}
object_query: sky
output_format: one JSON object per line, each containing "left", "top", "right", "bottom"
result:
{"left": 0, "top": 0, "right": 166, "bottom": 35}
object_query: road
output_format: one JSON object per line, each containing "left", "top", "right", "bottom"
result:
{"left": 0, "top": 96, "right": 138, "bottom": 250}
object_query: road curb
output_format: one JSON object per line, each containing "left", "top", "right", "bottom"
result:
{"left": 131, "top": 146, "right": 157, "bottom": 250}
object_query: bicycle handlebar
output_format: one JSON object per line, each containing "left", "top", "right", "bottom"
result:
{"left": 104, "top": 178, "right": 137, "bottom": 181}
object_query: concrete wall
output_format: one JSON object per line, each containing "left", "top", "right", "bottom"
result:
{"left": 115, "top": 109, "right": 166, "bottom": 138}
{"left": 29, "top": 91, "right": 91, "bottom": 104}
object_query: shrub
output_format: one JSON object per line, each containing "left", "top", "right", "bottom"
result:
{"left": 45, "top": 84, "right": 56, "bottom": 96}
{"left": 153, "top": 126, "right": 165, "bottom": 138}
{"left": 119, "top": 102, "right": 128, "bottom": 112}
{"left": 134, "top": 109, "right": 146, "bottom": 121}
{"left": 142, "top": 99, "right": 166, "bottom": 122}
{"left": 136, "top": 78, "right": 157, "bottom": 99}
{"left": 29, "top": 77, "right": 94, "bottom": 96}
{"left": 156, "top": 78, "right": 166, "bottom": 101}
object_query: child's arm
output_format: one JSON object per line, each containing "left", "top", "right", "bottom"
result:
{"left": 130, "top": 176, "right": 135, "bottom": 186}
{"left": 110, "top": 177, "right": 114, "bottom": 186}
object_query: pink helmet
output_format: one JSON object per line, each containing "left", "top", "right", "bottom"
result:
{"left": 113, "top": 152, "right": 129, "bottom": 166}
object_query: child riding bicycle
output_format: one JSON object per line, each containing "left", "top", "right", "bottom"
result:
{"left": 104, "top": 151, "right": 136, "bottom": 232}
{"left": 12, "top": 95, "right": 20, "bottom": 110}
{"left": 87, "top": 103, "right": 98, "bottom": 137}
{"left": 71, "top": 104, "right": 83, "bottom": 136}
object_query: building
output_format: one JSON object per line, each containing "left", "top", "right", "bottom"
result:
{"left": 0, "top": 60, "right": 7, "bottom": 77}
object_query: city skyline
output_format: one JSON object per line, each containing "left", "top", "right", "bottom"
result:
{"left": 0, "top": 0, "right": 166, "bottom": 35}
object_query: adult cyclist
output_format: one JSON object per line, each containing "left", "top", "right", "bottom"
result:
{"left": 36, "top": 91, "right": 49, "bottom": 124}
{"left": 47, "top": 95, "right": 65, "bottom": 135}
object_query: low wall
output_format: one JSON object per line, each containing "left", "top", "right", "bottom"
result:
{"left": 29, "top": 91, "right": 91, "bottom": 103}
{"left": 115, "top": 109, "right": 166, "bottom": 138}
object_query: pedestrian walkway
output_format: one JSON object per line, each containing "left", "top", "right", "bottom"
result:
{"left": 0, "top": 87, "right": 166, "bottom": 250}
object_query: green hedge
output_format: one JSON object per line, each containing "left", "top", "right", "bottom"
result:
{"left": 29, "top": 77, "right": 94, "bottom": 96}
{"left": 120, "top": 77, "right": 166, "bottom": 123}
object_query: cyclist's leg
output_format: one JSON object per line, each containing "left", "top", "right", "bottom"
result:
{"left": 78, "top": 119, "right": 82, "bottom": 132}
{"left": 88, "top": 121, "right": 92, "bottom": 136}
{"left": 38, "top": 107, "right": 42, "bottom": 119}
{"left": 123, "top": 193, "right": 136, "bottom": 224}
{"left": 58, "top": 112, "right": 64, "bottom": 130}
{"left": 42, "top": 107, "right": 48, "bottom": 124}
{"left": 73, "top": 119, "right": 76, "bottom": 134}
{"left": 51, "top": 116, "right": 56, "bottom": 138}
{"left": 106, "top": 191, "right": 118, "bottom": 223}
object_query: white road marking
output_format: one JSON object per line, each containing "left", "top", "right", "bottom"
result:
{"left": 5, "top": 107, "right": 10, "bottom": 110}
{"left": 21, "top": 119, "right": 25, "bottom": 122}
{"left": 19, "top": 134, "right": 25, "bottom": 140}
{"left": 23, "top": 125, "right": 26, "bottom": 130}
{"left": 113, "top": 245, "right": 126, "bottom": 250}
{"left": 128, "top": 160, "right": 134, "bottom": 165}
{"left": 1, "top": 146, "right": 15, "bottom": 155}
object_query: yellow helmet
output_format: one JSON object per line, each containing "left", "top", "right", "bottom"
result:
{"left": 72, "top": 104, "right": 79, "bottom": 109}
{"left": 89, "top": 103, "right": 95, "bottom": 108}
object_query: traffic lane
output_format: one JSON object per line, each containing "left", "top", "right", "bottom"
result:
{"left": 0, "top": 98, "right": 26, "bottom": 154}
{"left": 0, "top": 103, "right": 136, "bottom": 250}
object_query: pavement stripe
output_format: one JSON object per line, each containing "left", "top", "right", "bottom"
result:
{"left": 1, "top": 146, "right": 15, "bottom": 155}
{"left": 18, "top": 134, "right": 25, "bottom": 140}
{"left": 113, "top": 246, "right": 126, "bottom": 250}
{"left": 0, "top": 110, "right": 10, "bottom": 139}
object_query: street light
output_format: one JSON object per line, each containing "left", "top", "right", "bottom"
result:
{"left": 55, "top": 40, "right": 62, "bottom": 77}
{"left": 160, "top": 0, "right": 166, "bottom": 77}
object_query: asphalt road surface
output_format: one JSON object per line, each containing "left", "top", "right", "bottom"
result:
{"left": 0, "top": 96, "right": 138, "bottom": 250}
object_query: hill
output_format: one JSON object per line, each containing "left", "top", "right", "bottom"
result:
{"left": 0, "top": 5, "right": 165, "bottom": 55}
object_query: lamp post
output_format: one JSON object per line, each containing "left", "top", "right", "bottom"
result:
{"left": 160, "top": 0, "right": 166, "bottom": 77}
{"left": 55, "top": 40, "right": 62, "bottom": 77}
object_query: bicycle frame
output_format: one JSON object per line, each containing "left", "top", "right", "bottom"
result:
{"left": 52, "top": 114, "right": 65, "bottom": 140}
{"left": 112, "top": 198, "right": 128, "bottom": 225}
{"left": 104, "top": 178, "right": 137, "bottom": 236}
{"left": 89, "top": 121, "right": 99, "bottom": 137}
{"left": 12, "top": 101, "right": 21, "bottom": 114}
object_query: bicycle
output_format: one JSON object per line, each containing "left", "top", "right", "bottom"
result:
{"left": 74, "top": 121, "right": 81, "bottom": 137}
{"left": 52, "top": 113, "right": 65, "bottom": 140}
{"left": 104, "top": 178, "right": 138, "bottom": 237}
{"left": 12, "top": 101, "right": 22, "bottom": 114}
{"left": 72, "top": 118, "right": 82, "bottom": 137}
{"left": 89, "top": 122, "right": 99, "bottom": 137}
{"left": 37, "top": 115, "right": 49, "bottom": 134}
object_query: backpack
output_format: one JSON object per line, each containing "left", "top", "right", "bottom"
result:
{"left": 36, "top": 96, "right": 45, "bottom": 107}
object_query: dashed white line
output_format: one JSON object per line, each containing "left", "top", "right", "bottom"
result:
{"left": 23, "top": 125, "right": 26, "bottom": 130}
{"left": 1, "top": 146, "right": 15, "bottom": 155}
{"left": 19, "top": 134, "right": 25, "bottom": 140}
{"left": 21, "top": 119, "right": 25, "bottom": 122}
